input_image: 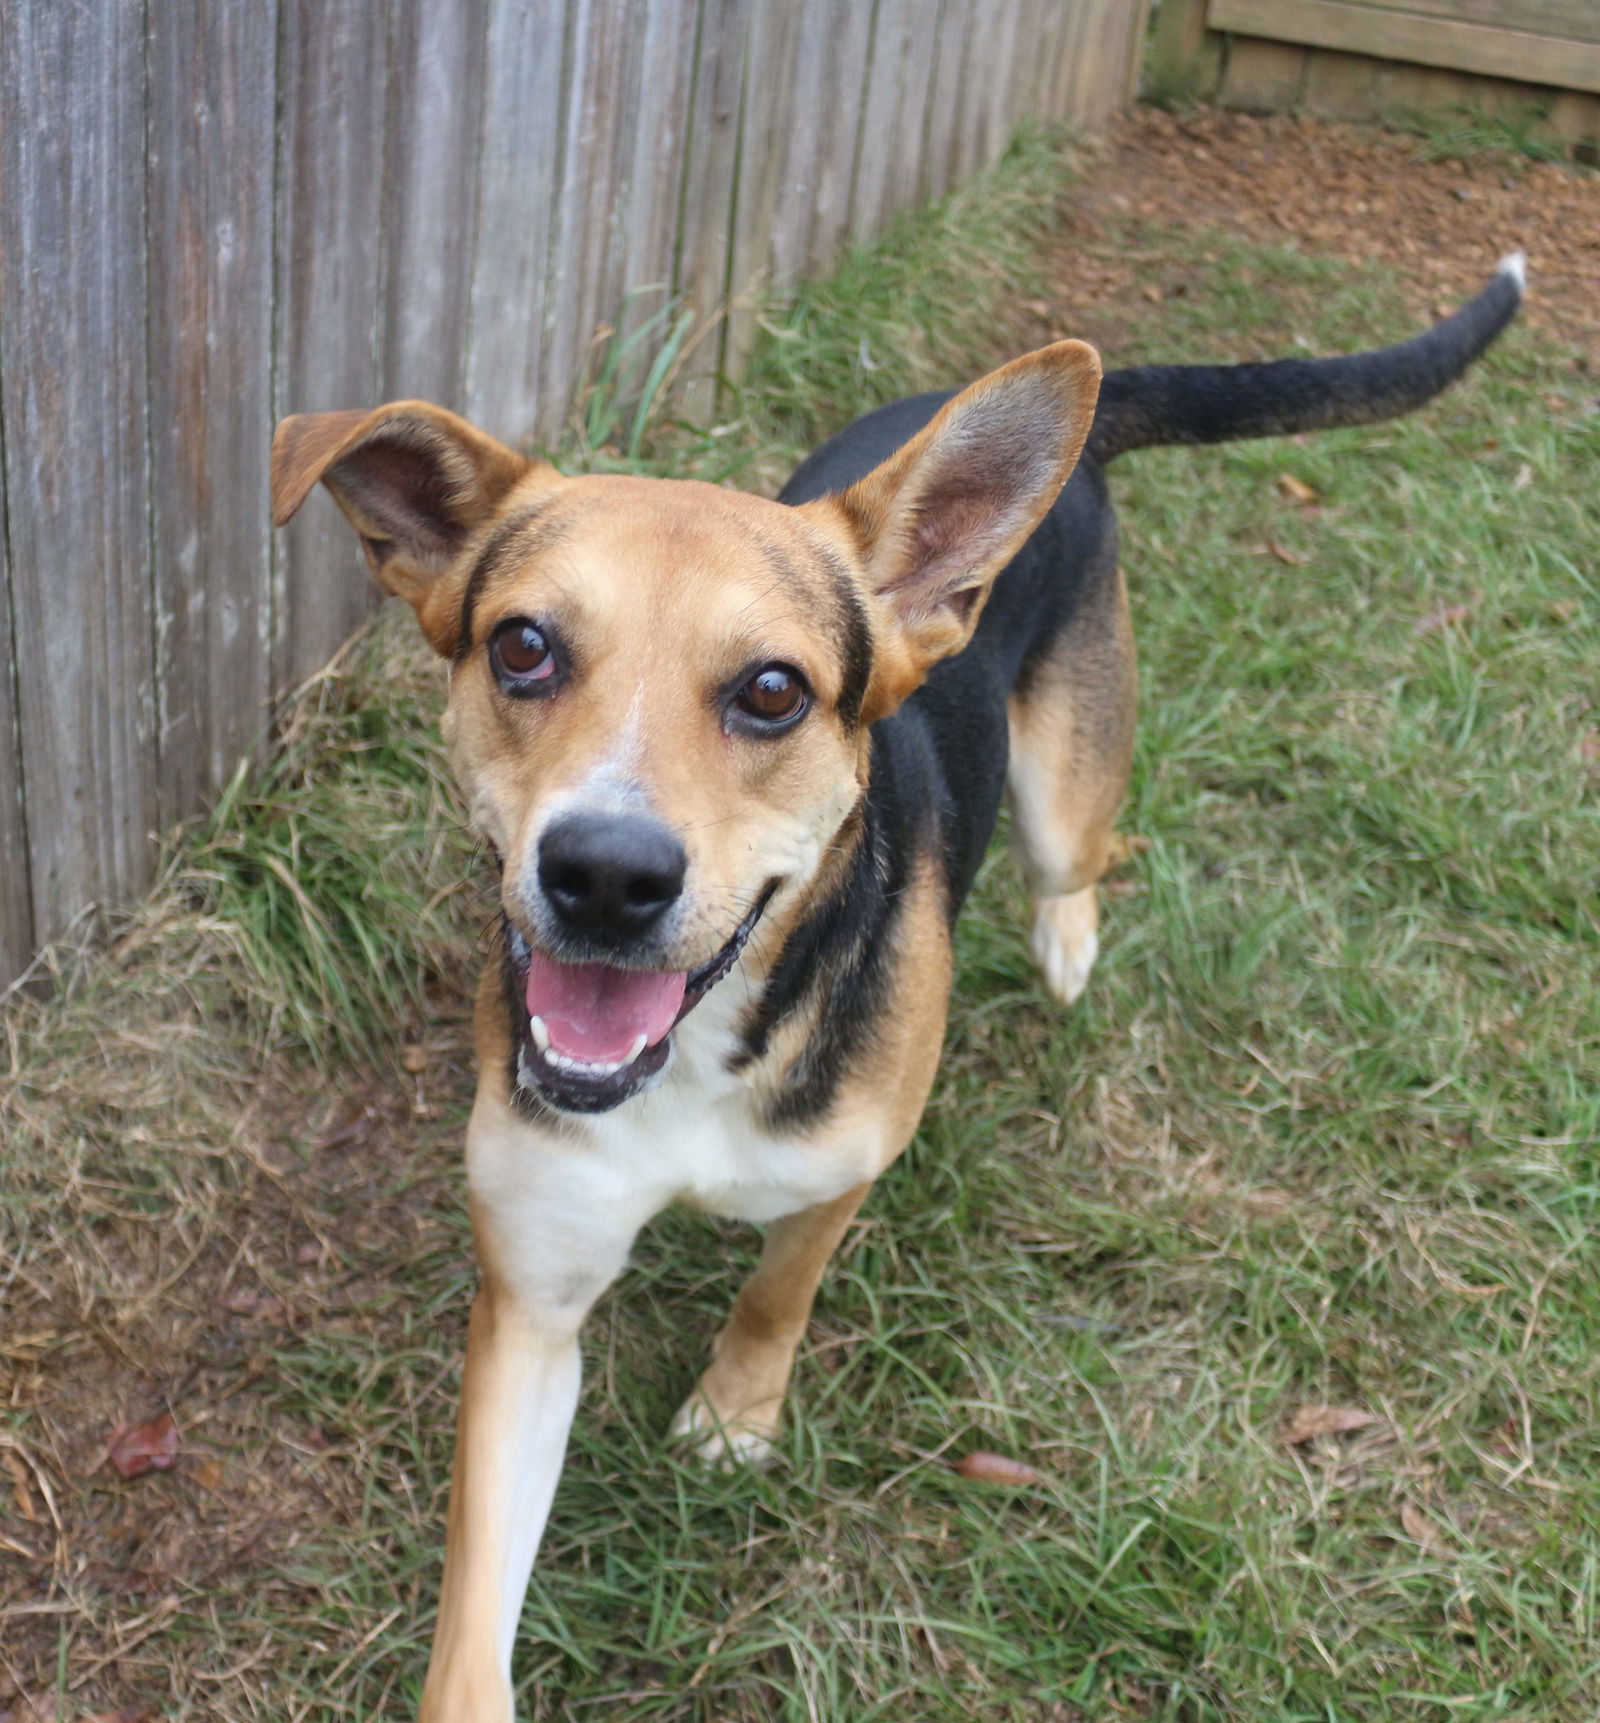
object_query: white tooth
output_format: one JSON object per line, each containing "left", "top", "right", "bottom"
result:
{"left": 623, "top": 1033, "right": 648, "bottom": 1068}
{"left": 529, "top": 1015, "right": 550, "bottom": 1054}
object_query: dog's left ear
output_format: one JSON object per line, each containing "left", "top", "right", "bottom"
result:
{"left": 272, "top": 401, "right": 551, "bottom": 655}
{"left": 806, "top": 339, "right": 1100, "bottom": 720}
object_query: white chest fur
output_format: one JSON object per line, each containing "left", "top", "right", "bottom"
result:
{"left": 471, "top": 974, "right": 881, "bottom": 1321}
{"left": 578, "top": 980, "right": 876, "bottom": 1225}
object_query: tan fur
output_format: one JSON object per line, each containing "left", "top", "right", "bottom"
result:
{"left": 1007, "top": 567, "right": 1136, "bottom": 1002}
{"left": 673, "top": 852, "right": 954, "bottom": 1459}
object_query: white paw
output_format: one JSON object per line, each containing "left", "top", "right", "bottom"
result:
{"left": 668, "top": 1394, "right": 780, "bottom": 1469}
{"left": 1031, "top": 894, "right": 1098, "bottom": 1006}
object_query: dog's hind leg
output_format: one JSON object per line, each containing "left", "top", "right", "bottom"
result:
{"left": 1006, "top": 567, "right": 1136, "bottom": 1006}
{"left": 670, "top": 1181, "right": 871, "bottom": 1466}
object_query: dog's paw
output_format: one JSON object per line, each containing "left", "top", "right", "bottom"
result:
{"left": 1031, "top": 888, "right": 1099, "bottom": 1006}
{"left": 668, "top": 1392, "right": 781, "bottom": 1470}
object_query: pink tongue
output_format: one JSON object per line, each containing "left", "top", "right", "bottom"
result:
{"left": 524, "top": 950, "right": 687, "bottom": 1065}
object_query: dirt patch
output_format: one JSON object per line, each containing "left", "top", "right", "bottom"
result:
{"left": 1038, "top": 105, "right": 1599, "bottom": 364}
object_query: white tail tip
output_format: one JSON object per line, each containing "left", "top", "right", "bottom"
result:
{"left": 1497, "top": 249, "right": 1527, "bottom": 292}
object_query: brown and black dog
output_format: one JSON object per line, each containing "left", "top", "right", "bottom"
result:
{"left": 272, "top": 254, "right": 1521, "bottom": 1719}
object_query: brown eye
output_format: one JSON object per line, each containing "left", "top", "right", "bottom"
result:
{"left": 490, "top": 619, "right": 555, "bottom": 689}
{"left": 734, "top": 664, "right": 808, "bottom": 727}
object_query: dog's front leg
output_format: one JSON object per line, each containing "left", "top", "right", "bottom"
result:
{"left": 418, "top": 1097, "right": 662, "bottom": 1723}
{"left": 418, "top": 1280, "right": 581, "bottom": 1722}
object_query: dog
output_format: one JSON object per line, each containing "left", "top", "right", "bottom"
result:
{"left": 271, "top": 252, "right": 1522, "bottom": 1719}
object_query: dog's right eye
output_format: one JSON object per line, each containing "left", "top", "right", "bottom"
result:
{"left": 490, "top": 619, "right": 557, "bottom": 692}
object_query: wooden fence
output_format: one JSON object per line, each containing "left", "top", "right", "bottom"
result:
{"left": 1151, "top": 0, "right": 1600, "bottom": 142}
{"left": 0, "top": 0, "right": 1150, "bottom": 990}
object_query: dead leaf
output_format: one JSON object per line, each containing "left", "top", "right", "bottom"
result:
{"left": 1511, "top": 461, "right": 1534, "bottom": 491}
{"left": 219, "top": 1290, "right": 288, "bottom": 1322}
{"left": 1400, "top": 1500, "right": 1450, "bottom": 1552}
{"left": 402, "top": 1042, "right": 429, "bottom": 1073}
{"left": 1242, "top": 1187, "right": 1294, "bottom": 1216}
{"left": 105, "top": 1411, "right": 179, "bottom": 1480}
{"left": 1412, "top": 603, "right": 1471, "bottom": 636}
{"left": 1280, "top": 1404, "right": 1378, "bottom": 1445}
{"left": 192, "top": 1457, "right": 225, "bottom": 1491}
{"left": 1265, "top": 538, "right": 1308, "bottom": 565}
{"left": 955, "top": 1450, "right": 1039, "bottom": 1486}
{"left": 1276, "top": 472, "right": 1317, "bottom": 505}
{"left": 5, "top": 1449, "right": 37, "bottom": 1522}
{"left": 316, "top": 1096, "right": 378, "bottom": 1150}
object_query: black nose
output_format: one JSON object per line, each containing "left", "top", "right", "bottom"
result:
{"left": 537, "top": 812, "right": 687, "bottom": 938}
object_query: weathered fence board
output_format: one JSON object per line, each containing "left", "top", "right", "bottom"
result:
{"left": 1211, "top": 0, "right": 1600, "bottom": 92}
{"left": 0, "top": 0, "right": 1152, "bottom": 988}
{"left": 465, "top": 0, "right": 568, "bottom": 438}
{"left": 147, "top": 0, "right": 279, "bottom": 823}
{"left": 0, "top": 514, "right": 31, "bottom": 983}
{"left": 276, "top": 0, "right": 394, "bottom": 691}
{"left": 675, "top": 0, "right": 753, "bottom": 408}
{"left": 614, "top": 0, "right": 700, "bottom": 352}
{"left": 382, "top": 4, "right": 488, "bottom": 408}
{"left": 0, "top": 2, "right": 157, "bottom": 949}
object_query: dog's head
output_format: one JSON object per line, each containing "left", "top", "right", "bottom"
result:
{"left": 272, "top": 341, "right": 1099, "bottom": 1113}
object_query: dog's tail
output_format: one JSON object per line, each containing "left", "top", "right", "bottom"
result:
{"left": 1086, "top": 252, "right": 1525, "bottom": 465}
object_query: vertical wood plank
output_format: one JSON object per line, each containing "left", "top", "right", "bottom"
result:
{"left": 1060, "top": 0, "right": 1102, "bottom": 128}
{"left": 539, "top": 0, "right": 632, "bottom": 448}
{"left": 382, "top": 2, "right": 488, "bottom": 407}
{"left": 275, "top": 0, "right": 393, "bottom": 690}
{"left": 0, "top": 0, "right": 157, "bottom": 944}
{"left": 1005, "top": 0, "right": 1053, "bottom": 130}
{"left": 674, "top": 0, "right": 753, "bottom": 414}
{"left": 723, "top": 0, "right": 804, "bottom": 377}
{"left": 0, "top": 498, "right": 34, "bottom": 986}
{"left": 1042, "top": 0, "right": 1089, "bottom": 127}
{"left": 589, "top": 0, "right": 653, "bottom": 359}
{"left": 146, "top": 0, "right": 278, "bottom": 820}
{"left": 849, "top": 0, "right": 907, "bottom": 242}
{"left": 614, "top": 0, "right": 701, "bottom": 344}
{"left": 802, "top": 0, "right": 876, "bottom": 277}
{"left": 972, "top": 0, "right": 1025, "bottom": 170}
{"left": 766, "top": 0, "right": 832, "bottom": 292}
{"left": 882, "top": 0, "right": 943, "bottom": 219}
{"left": 922, "top": 0, "right": 973, "bottom": 200}
{"left": 948, "top": 1, "right": 994, "bottom": 188}
{"left": 464, "top": 0, "right": 569, "bottom": 440}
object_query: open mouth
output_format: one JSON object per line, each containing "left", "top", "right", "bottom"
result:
{"left": 507, "top": 886, "right": 776, "bottom": 1114}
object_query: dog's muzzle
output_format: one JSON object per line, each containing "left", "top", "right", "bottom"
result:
{"left": 506, "top": 884, "right": 777, "bottom": 1114}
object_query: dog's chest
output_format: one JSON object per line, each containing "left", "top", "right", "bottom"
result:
{"left": 584, "top": 991, "right": 876, "bottom": 1224}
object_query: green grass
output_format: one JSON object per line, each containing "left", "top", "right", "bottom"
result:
{"left": 3, "top": 139, "right": 1598, "bottom": 1721}
{"left": 1388, "top": 103, "right": 1571, "bottom": 167}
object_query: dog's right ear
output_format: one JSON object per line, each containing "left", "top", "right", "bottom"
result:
{"left": 272, "top": 402, "right": 554, "bottom": 655}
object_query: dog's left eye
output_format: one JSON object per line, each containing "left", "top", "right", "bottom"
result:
{"left": 733, "top": 664, "right": 808, "bottom": 728}
{"left": 490, "top": 619, "right": 557, "bottom": 691}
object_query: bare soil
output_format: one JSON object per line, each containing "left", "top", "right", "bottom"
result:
{"left": 1035, "top": 105, "right": 1599, "bottom": 366}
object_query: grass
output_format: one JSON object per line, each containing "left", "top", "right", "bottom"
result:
{"left": 3, "top": 132, "right": 1599, "bottom": 1721}
{"left": 1387, "top": 103, "right": 1571, "bottom": 168}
